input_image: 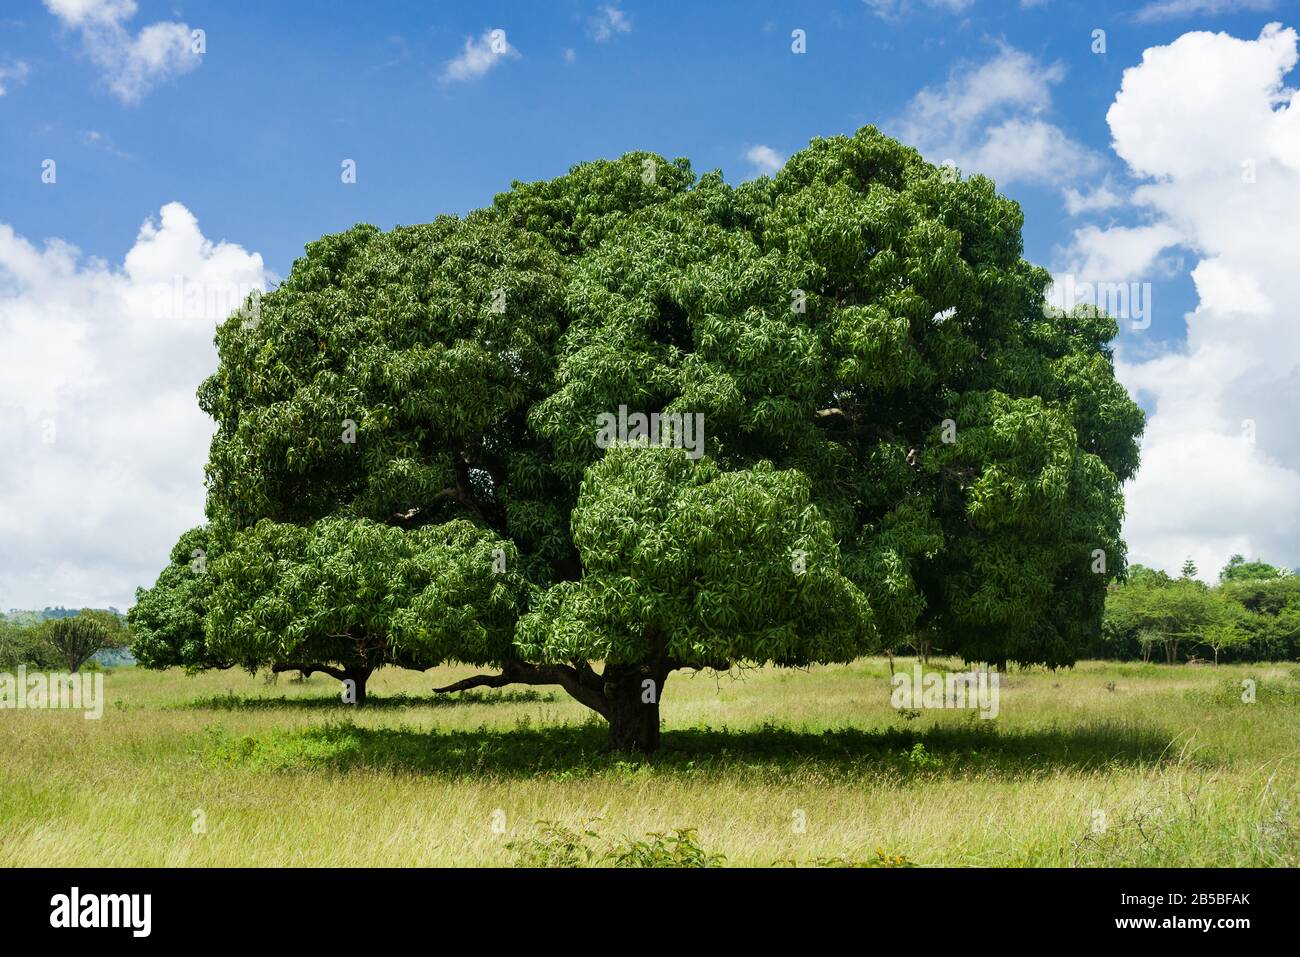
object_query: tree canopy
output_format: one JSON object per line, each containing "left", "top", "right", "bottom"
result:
{"left": 132, "top": 125, "right": 1144, "bottom": 750}
{"left": 206, "top": 517, "right": 529, "bottom": 704}
{"left": 1219, "top": 554, "right": 1292, "bottom": 583}
{"left": 38, "top": 610, "right": 126, "bottom": 673}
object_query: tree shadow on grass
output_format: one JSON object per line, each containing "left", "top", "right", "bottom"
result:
{"left": 211, "top": 719, "right": 1190, "bottom": 781}
{"left": 182, "top": 689, "right": 557, "bottom": 711}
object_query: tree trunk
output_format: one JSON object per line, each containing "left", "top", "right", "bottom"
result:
{"left": 430, "top": 658, "right": 678, "bottom": 753}
{"left": 603, "top": 663, "right": 665, "bottom": 753}
{"left": 995, "top": 658, "right": 1007, "bottom": 675}
{"left": 344, "top": 665, "right": 373, "bottom": 707}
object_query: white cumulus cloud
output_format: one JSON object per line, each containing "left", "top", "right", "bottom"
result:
{"left": 893, "top": 45, "right": 1102, "bottom": 192}
{"left": 1095, "top": 23, "right": 1300, "bottom": 579}
{"left": 0, "top": 203, "right": 268, "bottom": 609}
{"left": 43, "top": 0, "right": 202, "bottom": 103}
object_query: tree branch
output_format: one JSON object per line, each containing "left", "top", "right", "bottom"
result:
{"left": 813, "top": 407, "right": 900, "bottom": 443}
{"left": 434, "top": 660, "right": 611, "bottom": 719}
{"left": 272, "top": 662, "right": 350, "bottom": 682}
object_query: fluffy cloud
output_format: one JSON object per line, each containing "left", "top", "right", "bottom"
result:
{"left": 1055, "top": 222, "right": 1183, "bottom": 284}
{"left": 1063, "top": 179, "right": 1125, "bottom": 215}
{"left": 43, "top": 0, "right": 202, "bottom": 103}
{"left": 1094, "top": 23, "right": 1300, "bottom": 578}
{"left": 745, "top": 144, "right": 785, "bottom": 176}
{"left": 892, "top": 46, "right": 1101, "bottom": 191}
{"left": 440, "top": 28, "right": 517, "bottom": 83}
{"left": 0, "top": 203, "right": 268, "bottom": 609}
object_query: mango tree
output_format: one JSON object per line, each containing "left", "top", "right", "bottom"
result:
{"left": 135, "top": 126, "right": 1142, "bottom": 750}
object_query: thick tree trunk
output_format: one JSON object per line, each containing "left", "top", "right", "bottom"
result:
{"left": 344, "top": 665, "right": 373, "bottom": 706}
{"left": 432, "top": 657, "right": 679, "bottom": 753}
{"left": 272, "top": 661, "right": 373, "bottom": 704}
{"left": 601, "top": 663, "right": 666, "bottom": 753}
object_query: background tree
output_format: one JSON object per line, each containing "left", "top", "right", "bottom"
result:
{"left": 1104, "top": 567, "right": 1246, "bottom": 664}
{"left": 1135, "top": 627, "right": 1161, "bottom": 664}
{"left": 39, "top": 610, "right": 125, "bottom": 673}
{"left": 142, "top": 126, "right": 1144, "bottom": 750}
{"left": 1219, "top": 554, "right": 1291, "bottom": 583}
{"left": 1152, "top": 578, "right": 1224, "bottom": 663}
{"left": 0, "top": 617, "right": 54, "bottom": 670}
{"left": 1103, "top": 566, "right": 1170, "bottom": 660}
{"left": 1199, "top": 617, "right": 1250, "bottom": 665}
{"left": 1220, "top": 574, "right": 1300, "bottom": 660}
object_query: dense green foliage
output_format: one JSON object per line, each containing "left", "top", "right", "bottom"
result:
{"left": 1101, "top": 558, "right": 1299, "bottom": 663}
{"left": 129, "top": 527, "right": 220, "bottom": 671}
{"left": 1219, "top": 554, "right": 1291, "bottom": 583}
{"left": 133, "top": 126, "right": 1145, "bottom": 747}
{"left": 0, "top": 618, "right": 56, "bottom": 670}
{"left": 207, "top": 517, "right": 530, "bottom": 676}
{"left": 516, "top": 446, "right": 872, "bottom": 667}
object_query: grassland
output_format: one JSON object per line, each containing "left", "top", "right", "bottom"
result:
{"left": 1, "top": 658, "right": 1297, "bottom": 867}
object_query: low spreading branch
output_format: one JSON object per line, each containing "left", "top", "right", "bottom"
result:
{"left": 434, "top": 660, "right": 611, "bottom": 718}
{"left": 271, "top": 662, "right": 351, "bottom": 682}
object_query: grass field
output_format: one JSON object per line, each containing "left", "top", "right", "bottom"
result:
{"left": 1, "top": 658, "right": 1297, "bottom": 867}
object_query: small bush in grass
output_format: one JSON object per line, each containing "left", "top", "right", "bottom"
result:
{"left": 507, "top": 822, "right": 605, "bottom": 867}
{"left": 610, "top": 829, "right": 724, "bottom": 868}
{"left": 508, "top": 821, "right": 723, "bottom": 868}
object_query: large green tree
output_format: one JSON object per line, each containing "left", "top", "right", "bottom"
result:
{"left": 137, "top": 126, "right": 1143, "bottom": 750}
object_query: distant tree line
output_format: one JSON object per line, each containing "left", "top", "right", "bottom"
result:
{"left": 0, "top": 609, "right": 128, "bottom": 673}
{"left": 1092, "top": 555, "right": 1299, "bottom": 664}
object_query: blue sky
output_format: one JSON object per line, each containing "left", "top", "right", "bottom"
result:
{"left": 2, "top": 0, "right": 1299, "bottom": 608}
{"left": 3, "top": 0, "right": 1271, "bottom": 325}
